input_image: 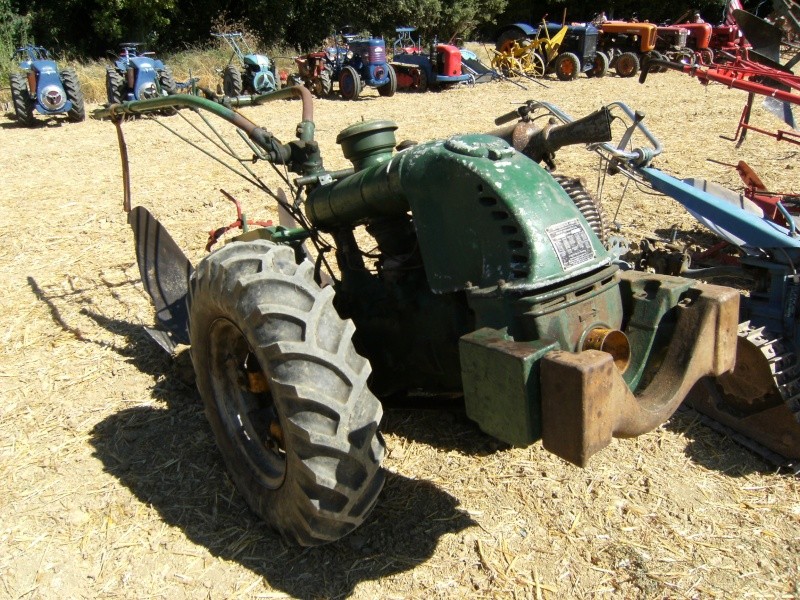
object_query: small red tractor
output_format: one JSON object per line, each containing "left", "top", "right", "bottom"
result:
{"left": 655, "top": 25, "right": 695, "bottom": 64}
{"left": 390, "top": 28, "right": 472, "bottom": 91}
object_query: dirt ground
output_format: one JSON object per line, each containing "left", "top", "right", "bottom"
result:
{"left": 1, "top": 65, "right": 800, "bottom": 600}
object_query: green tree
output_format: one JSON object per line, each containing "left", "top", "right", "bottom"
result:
{"left": 0, "top": 0, "right": 31, "bottom": 78}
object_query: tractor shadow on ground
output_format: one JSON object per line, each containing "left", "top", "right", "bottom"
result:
{"left": 0, "top": 116, "right": 74, "bottom": 129}
{"left": 89, "top": 401, "right": 476, "bottom": 598}
{"left": 380, "top": 393, "right": 510, "bottom": 456}
{"left": 27, "top": 277, "right": 477, "bottom": 597}
{"left": 664, "top": 405, "right": 786, "bottom": 476}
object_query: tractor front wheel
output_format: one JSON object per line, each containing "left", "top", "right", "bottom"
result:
{"left": 106, "top": 68, "right": 124, "bottom": 105}
{"left": 60, "top": 69, "right": 85, "bottom": 122}
{"left": 378, "top": 65, "right": 397, "bottom": 97}
{"left": 339, "top": 66, "right": 361, "bottom": 100}
{"left": 586, "top": 51, "right": 609, "bottom": 78}
{"left": 9, "top": 73, "right": 36, "bottom": 126}
{"left": 188, "top": 241, "right": 386, "bottom": 546}
{"left": 615, "top": 52, "right": 640, "bottom": 78}
{"left": 223, "top": 65, "right": 243, "bottom": 97}
{"left": 554, "top": 52, "right": 581, "bottom": 81}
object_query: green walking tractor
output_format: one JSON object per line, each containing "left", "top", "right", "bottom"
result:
{"left": 94, "top": 89, "right": 738, "bottom": 546}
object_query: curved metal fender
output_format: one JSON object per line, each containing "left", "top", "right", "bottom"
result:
{"left": 539, "top": 271, "right": 740, "bottom": 466}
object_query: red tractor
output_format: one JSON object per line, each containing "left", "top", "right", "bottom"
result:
{"left": 655, "top": 25, "right": 695, "bottom": 63}
{"left": 390, "top": 28, "right": 472, "bottom": 91}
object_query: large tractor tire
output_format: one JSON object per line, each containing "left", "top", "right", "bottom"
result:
{"left": 339, "top": 66, "right": 361, "bottom": 100}
{"left": 188, "top": 241, "right": 385, "bottom": 546}
{"left": 271, "top": 64, "right": 282, "bottom": 90}
{"left": 222, "top": 65, "right": 243, "bottom": 97}
{"left": 60, "top": 68, "right": 85, "bottom": 122}
{"left": 553, "top": 175, "right": 609, "bottom": 245}
{"left": 586, "top": 51, "right": 609, "bottom": 78}
{"left": 415, "top": 68, "right": 430, "bottom": 92}
{"left": 554, "top": 52, "right": 581, "bottom": 81}
{"left": 641, "top": 51, "right": 665, "bottom": 75}
{"left": 615, "top": 52, "right": 640, "bottom": 78}
{"left": 309, "top": 69, "right": 333, "bottom": 97}
{"left": 9, "top": 73, "right": 36, "bottom": 126}
{"left": 157, "top": 67, "right": 177, "bottom": 95}
{"left": 378, "top": 64, "right": 397, "bottom": 97}
{"left": 106, "top": 67, "right": 125, "bottom": 105}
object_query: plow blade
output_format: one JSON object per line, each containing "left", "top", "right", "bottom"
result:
{"left": 129, "top": 206, "right": 193, "bottom": 352}
{"left": 734, "top": 9, "right": 784, "bottom": 64}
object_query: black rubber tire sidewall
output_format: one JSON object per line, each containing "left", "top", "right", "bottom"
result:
{"left": 188, "top": 241, "right": 385, "bottom": 546}
{"left": 9, "top": 73, "right": 36, "bottom": 126}
{"left": 60, "top": 68, "right": 85, "bottom": 122}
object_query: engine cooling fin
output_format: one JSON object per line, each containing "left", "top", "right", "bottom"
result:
{"left": 552, "top": 174, "right": 609, "bottom": 245}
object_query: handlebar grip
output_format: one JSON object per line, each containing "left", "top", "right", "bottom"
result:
{"left": 543, "top": 107, "right": 613, "bottom": 152}
{"left": 494, "top": 108, "right": 523, "bottom": 126}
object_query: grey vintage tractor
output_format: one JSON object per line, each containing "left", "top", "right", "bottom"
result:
{"left": 94, "top": 88, "right": 738, "bottom": 546}
{"left": 106, "top": 43, "right": 176, "bottom": 104}
{"left": 8, "top": 45, "right": 85, "bottom": 125}
{"left": 212, "top": 32, "right": 281, "bottom": 97}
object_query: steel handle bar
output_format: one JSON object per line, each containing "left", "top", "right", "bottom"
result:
{"left": 521, "top": 100, "right": 663, "bottom": 166}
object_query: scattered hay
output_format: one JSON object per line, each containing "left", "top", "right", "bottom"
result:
{"left": 1, "top": 67, "right": 799, "bottom": 598}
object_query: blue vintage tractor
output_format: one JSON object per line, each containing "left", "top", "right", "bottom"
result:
{"left": 292, "top": 32, "right": 397, "bottom": 100}
{"left": 105, "top": 43, "right": 176, "bottom": 104}
{"left": 337, "top": 34, "right": 397, "bottom": 99}
{"left": 212, "top": 32, "right": 280, "bottom": 97}
{"left": 8, "top": 45, "right": 85, "bottom": 126}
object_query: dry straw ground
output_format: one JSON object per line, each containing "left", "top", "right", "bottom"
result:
{"left": 1, "top": 59, "right": 799, "bottom": 599}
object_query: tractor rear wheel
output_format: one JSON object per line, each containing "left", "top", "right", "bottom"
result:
{"left": 496, "top": 30, "right": 526, "bottom": 53}
{"left": 9, "top": 73, "right": 36, "bottom": 126}
{"left": 60, "top": 69, "right": 85, "bottom": 122}
{"left": 106, "top": 68, "right": 124, "bottom": 105}
{"left": 586, "top": 51, "right": 609, "bottom": 78}
{"left": 615, "top": 52, "right": 640, "bottom": 77}
{"left": 188, "top": 240, "right": 385, "bottom": 546}
{"left": 157, "top": 67, "right": 177, "bottom": 95}
{"left": 414, "top": 67, "right": 429, "bottom": 92}
{"left": 554, "top": 52, "right": 581, "bottom": 81}
{"left": 310, "top": 69, "right": 333, "bottom": 97}
{"left": 339, "top": 66, "right": 361, "bottom": 100}
{"left": 378, "top": 65, "right": 397, "bottom": 97}
{"left": 223, "top": 65, "right": 243, "bottom": 97}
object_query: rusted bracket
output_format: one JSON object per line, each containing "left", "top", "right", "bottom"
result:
{"left": 540, "top": 274, "right": 740, "bottom": 466}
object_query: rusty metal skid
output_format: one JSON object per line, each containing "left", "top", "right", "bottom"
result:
{"left": 541, "top": 272, "right": 739, "bottom": 466}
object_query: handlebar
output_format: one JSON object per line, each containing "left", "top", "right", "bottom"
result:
{"left": 493, "top": 101, "right": 663, "bottom": 169}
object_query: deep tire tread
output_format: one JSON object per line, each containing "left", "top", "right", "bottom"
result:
{"left": 60, "top": 68, "right": 85, "bottom": 122}
{"left": 9, "top": 73, "right": 35, "bottom": 126}
{"left": 189, "top": 240, "right": 384, "bottom": 546}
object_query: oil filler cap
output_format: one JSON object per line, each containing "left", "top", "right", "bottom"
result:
{"left": 444, "top": 134, "right": 515, "bottom": 160}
